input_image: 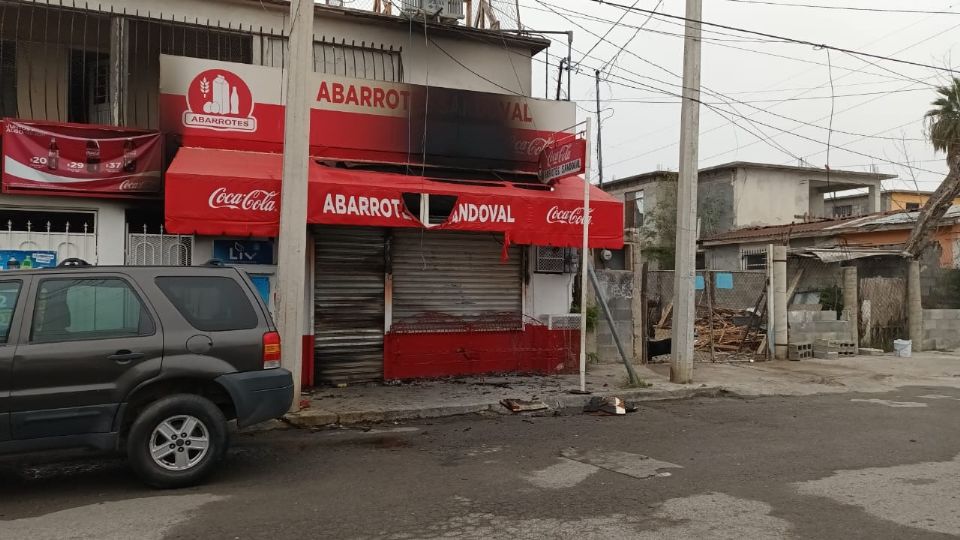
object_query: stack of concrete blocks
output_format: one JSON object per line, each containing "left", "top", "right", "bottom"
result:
{"left": 921, "top": 309, "right": 960, "bottom": 352}
{"left": 788, "top": 342, "right": 812, "bottom": 361}
{"left": 788, "top": 309, "right": 853, "bottom": 345}
{"left": 812, "top": 339, "right": 857, "bottom": 359}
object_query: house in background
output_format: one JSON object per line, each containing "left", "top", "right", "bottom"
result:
{"left": 601, "top": 161, "right": 896, "bottom": 269}
{"left": 700, "top": 206, "right": 960, "bottom": 270}
{"left": 824, "top": 189, "right": 960, "bottom": 218}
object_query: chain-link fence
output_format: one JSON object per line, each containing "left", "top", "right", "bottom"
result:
{"left": 645, "top": 269, "right": 769, "bottom": 362}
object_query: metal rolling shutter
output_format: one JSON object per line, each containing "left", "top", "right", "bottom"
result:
{"left": 314, "top": 226, "right": 386, "bottom": 384}
{"left": 391, "top": 230, "right": 522, "bottom": 332}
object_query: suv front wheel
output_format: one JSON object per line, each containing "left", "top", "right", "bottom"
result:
{"left": 127, "top": 394, "right": 229, "bottom": 489}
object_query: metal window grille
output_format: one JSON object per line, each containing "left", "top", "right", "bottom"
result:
{"left": 535, "top": 246, "right": 569, "bottom": 274}
{"left": 125, "top": 225, "right": 193, "bottom": 266}
{"left": 0, "top": 217, "right": 97, "bottom": 264}
{"left": 740, "top": 247, "right": 768, "bottom": 271}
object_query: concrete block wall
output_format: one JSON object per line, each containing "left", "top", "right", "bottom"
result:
{"left": 595, "top": 270, "right": 635, "bottom": 362}
{"left": 788, "top": 309, "right": 852, "bottom": 344}
{"left": 922, "top": 309, "right": 960, "bottom": 351}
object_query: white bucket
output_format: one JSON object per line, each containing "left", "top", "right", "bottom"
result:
{"left": 893, "top": 339, "right": 912, "bottom": 358}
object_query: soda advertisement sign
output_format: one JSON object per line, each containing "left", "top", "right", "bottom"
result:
{"left": 159, "top": 55, "right": 577, "bottom": 172}
{"left": 1, "top": 120, "right": 162, "bottom": 195}
{"left": 0, "top": 250, "right": 56, "bottom": 270}
{"left": 538, "top": 139, "right": 587, "bottom": 184}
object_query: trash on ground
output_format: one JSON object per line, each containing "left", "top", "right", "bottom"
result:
{"left": 583, "top": 396, "right": 636, "bottom": 415}
{"left": 500, "top": 399, "right": 549, "bottom": 412}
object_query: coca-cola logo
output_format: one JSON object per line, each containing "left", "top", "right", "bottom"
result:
{"left": 546, "top": 206, "right": 594, "bottom": 225}
{"left": 208, "top": 187, "right": 278, "bottom": 212}
{"left": 119, "top": 178, "right": 159, "bottom": 192}
{"left": 514, "top": 136, "right": 554, "bottom": 157}
{"left": 543, "top": 143, "right": 573, "bottom": 167}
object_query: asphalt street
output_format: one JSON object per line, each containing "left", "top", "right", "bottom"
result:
{"left": 1, "top": 387, "right": 959, "bottom": 539}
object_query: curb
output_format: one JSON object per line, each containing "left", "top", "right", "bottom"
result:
{"left": 283, "top": 385, "right": 731, "bottom": 429}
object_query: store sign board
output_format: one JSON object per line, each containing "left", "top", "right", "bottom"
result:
{"left": 159, "top": 55, "right": 577, "bottom": 172}
{"left": 538, "top": 138, "right": 586, "bottom": 184}
{"left": 0, "top": 250, "right": 57, "bottom": 270}
{"left": 212, "top": 239, "right": 274, "bottom": 265}
{"left": 1, "top": 120, "right": 162, "bottom": 195}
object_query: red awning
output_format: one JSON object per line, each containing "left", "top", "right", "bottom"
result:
{"left": 165, "top": 148, "right": 623, "bottom": 248}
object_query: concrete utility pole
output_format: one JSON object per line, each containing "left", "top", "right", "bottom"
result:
{"left": 276, "top": 0, "right": 314, "bottom": 410}
{"left": 773, "top": 245, "right": 788, "bottom": 359}
{"left": 670, "top": 0, "right": 702, "bottom": 384}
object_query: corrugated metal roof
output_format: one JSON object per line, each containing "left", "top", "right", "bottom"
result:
{"left": 702, "top": 205, "right": 960, "bottom": 245}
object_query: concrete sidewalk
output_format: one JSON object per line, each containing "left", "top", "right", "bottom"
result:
{"left": 283, "top": 351, "right": 960, "bottom": 428}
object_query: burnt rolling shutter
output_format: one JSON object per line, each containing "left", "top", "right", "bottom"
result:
{"left": 391, "top": 230, "right": 522, "bottom": 332}
{"left": 313, "top": 227, "right": 386, "bottom": 384}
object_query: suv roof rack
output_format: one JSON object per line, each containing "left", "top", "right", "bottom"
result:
{"left": 204, "top": 259, "right": 226, "bottom": 267}
{"left": 58, "top": 258, "right": 91, "bottom": 268}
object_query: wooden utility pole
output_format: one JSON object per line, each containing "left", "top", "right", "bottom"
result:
{"left": 276, "top": 0, "right": 314, "bottom": 409}
{"left": 670, "top": 0, "right": 702, "bottom": 384}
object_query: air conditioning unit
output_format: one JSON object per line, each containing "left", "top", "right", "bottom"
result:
{"left": 402, "top": 0, "right": 466, "bottom": 20}
{"left": 541, "top": 314, "right": 582, "bottom": 330}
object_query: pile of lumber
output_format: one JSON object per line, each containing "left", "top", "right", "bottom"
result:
{"left": 693, "top": 308, "right": 765, "bottom": 353}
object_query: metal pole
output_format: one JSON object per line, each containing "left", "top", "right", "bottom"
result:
{"left": 588, "top": 263, "right": 640, "bottom": 385}
{"left": 578, "top": 118, "right": 593, "bottom": 393}
{"left": 594, "top": 69, "right": 604, "bottom": 188}
{"left": 276, "top": 0, "right": 314, "bottom": 410}
{"left": 566, "top": 32, "right": 572, "bottom": 102}
{"left": 670, "top": 0, "right": 702, "bottom": 384}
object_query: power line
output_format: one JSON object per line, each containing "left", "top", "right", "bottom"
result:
{"left": 720, "top": 0, "right": 960, "bottom": 16}
{"left": 593, "top": 0, "right": 959, "bottom": 73}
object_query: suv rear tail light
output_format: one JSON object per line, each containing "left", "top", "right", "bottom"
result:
{"left": 263, "top": 331, "right": 281, "bottom": 369}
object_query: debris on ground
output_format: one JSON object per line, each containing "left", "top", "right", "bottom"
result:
{"left": 656, "top": 307, "right": 766, "bottom": 356}
{"left": 584, "top": 396, "right": 638, "bottom": 416}
{"left": 500, "top": 399, "right": 549, "bottom": 412}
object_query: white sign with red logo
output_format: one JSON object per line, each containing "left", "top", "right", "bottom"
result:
{"left": 538, "top": 139, "right": 587, "bottom": 184}
{"left": 183, "top": 69, "right": 257, "bottom": 132}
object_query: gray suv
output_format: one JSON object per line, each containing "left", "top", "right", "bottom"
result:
{"left": 0, "top": 263, "right": 294, "bottom": 488}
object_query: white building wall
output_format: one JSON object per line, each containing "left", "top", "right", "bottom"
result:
{"left": 733, "top": 168, "right": 810, "bottom": 229}
{"left": 525, "top": 247, "right": 575, "bottom": 321}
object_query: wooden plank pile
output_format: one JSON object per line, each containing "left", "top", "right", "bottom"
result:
{"left": 693, "top": 308, "right": 765, "bottom": 353}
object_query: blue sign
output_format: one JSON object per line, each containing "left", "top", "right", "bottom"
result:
{"left": 715, "top": 272, "right": 734, "bottom": 290}
{"left": 213, "top": 240, "right": 274, "bottom": 265}
{"left": 249, "top": 275, "right": 271, "bottom": 305}
{"left": 0, "top": 250, "right": 57, "bottom": 270}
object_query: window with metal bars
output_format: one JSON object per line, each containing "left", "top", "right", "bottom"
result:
{"left": 0, "top": 40, "right": 14, "bottom": 118}
{"left": 257, "top": 36, "right": 404, "bottom": 82}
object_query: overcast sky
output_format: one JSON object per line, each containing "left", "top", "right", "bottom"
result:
{"left": 497, "top": 0, "right": 960, "bottom": 191}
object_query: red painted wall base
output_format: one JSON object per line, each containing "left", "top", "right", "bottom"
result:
{"left": 301, "top": 335, "right": 315, "bottom": 388}
{"left": 384, "top": 326, "right": 580, "bottom": 380}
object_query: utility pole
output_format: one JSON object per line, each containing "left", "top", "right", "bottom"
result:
{"left": 594, "top": 69, "right": 604, "bottom": 188}
{"left": 670, "top": 0, "right": 702, "bottom": 384}
{"left": 276, "top": 0, "right": 314, "bottom": 410}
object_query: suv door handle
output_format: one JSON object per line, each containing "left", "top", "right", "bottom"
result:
{"left": 108, "top": 350, "right": 145, "bottom": 364}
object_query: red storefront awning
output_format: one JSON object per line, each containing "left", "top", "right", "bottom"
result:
{"left": 165, "top": 148, "right": 624, "bottom": 248}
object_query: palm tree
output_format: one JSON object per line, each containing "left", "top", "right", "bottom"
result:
{"left": 904, "top": 78, "right": 960, "bottom": 257}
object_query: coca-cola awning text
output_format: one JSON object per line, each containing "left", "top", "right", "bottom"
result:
{"left": 164, "top": 147, "right": 623, "bottom": 248}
